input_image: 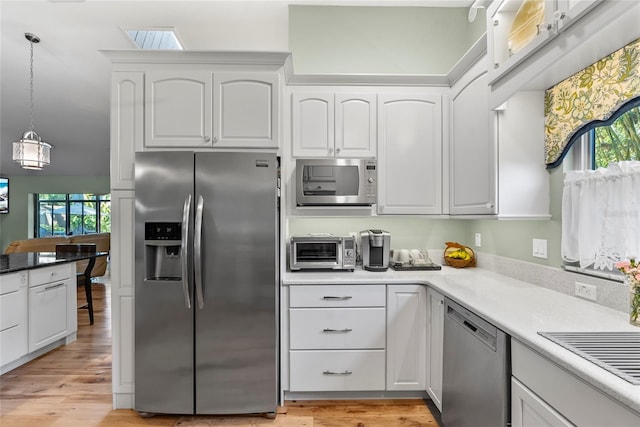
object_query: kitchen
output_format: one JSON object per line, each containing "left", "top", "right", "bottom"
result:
{"left": 1, "top": 0, "right": 640, "bottom": 426}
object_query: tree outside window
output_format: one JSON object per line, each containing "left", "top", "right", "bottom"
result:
{"left": 36, "top": 193, "right": 111, "bottom": 237}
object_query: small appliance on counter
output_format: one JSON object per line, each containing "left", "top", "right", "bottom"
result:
{"left": 360, "top": 229, "right": 390, "bottom": 271}
{"left": 389, "top": 249, "right": 441, "bottom": 271}
{"left": 289, "top": 234, "right": 356, "bottom": 271}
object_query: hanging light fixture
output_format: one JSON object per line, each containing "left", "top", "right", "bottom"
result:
{"left": 12, "top": 32, "right": 52, "bottom": 170}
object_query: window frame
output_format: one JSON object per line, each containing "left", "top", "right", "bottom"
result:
{"left": 34, "top": 193, "right": 111, "bottom": 237}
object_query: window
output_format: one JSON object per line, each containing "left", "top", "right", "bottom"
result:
{"left": 593, "top": 103, "right": 640, "bottom": 168}
{"left": 35, "top": 193, "right": 111, "bottom": 237}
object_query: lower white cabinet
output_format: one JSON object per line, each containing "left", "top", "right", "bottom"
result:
{"left": 512, "top": 377, "right": 572, "bottom": 427}
{"left": 0, "top": 272, "right": 28, "bottom": 366}
{"left": 426, "top": 287, "right": 444, "bottom": 410}
{"left": 386, "top": 284, "right": 426, "bottom": 391}
{"left": 28, "top": 264, "right": 76, "bottom": 352}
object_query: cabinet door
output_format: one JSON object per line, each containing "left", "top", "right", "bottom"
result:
{"left": 426, "top": 288, "right": 444, "bottom": 411}
{"left": 145, "top": 70, "right": 213, "bottom": 147}
{"left": 556, "top": 0, "right": 601, "bottom": 32}
{"left": 386, "top": 285, "right": 426, "bottom": 391}
{"left": 377, "top": 93, "right": 442, "bottom": 215}
{"left": 0, "top": 272, "right": 28, "bottom": 367}
{"left": 335, "top": 93, "right": 376, "bottom": 158}
{"left": 213, "top": 72, "right": 279, "bottom": 148}
{"left": 111, "top": 72, "right": 143, "bottom": 190}
{"left": 292, "top": 92, "right": 335, "bottom": 157}
{"left": 28, "top": 278, "right": 73, "bottom": 352}
{"left": 512, "top": 377, "right": 573, "bottom": 427}
{"left": 450, "top": 69, "right": 496, "bottom": 215}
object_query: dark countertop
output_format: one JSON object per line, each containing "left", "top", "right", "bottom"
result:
{"left": 0, "top": 252, "right": 109, "bottom": 275}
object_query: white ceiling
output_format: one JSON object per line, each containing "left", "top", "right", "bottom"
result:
{"left": 0, "top": 0, "right": 474, "bottom": 177}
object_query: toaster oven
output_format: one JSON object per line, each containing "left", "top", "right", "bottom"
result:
{"left": 289, "top": 235, "right": 356, "bottom": 271}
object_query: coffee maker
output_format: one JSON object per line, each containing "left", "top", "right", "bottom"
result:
{"left": 360, "top": 229, "right": 391, "bottom": 271}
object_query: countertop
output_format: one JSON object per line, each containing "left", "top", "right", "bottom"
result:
{"left": 0, "top": 252, "right": 109, "bottom": 275}
{"left": 283, "top": 266, "right": 640, "bottom": 415}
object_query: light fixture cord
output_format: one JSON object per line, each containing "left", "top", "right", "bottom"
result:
{"left": 29, "top": 38, "right": 35, "bottom": 133}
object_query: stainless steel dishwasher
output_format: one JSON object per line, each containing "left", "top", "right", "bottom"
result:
{"left": 442, "top": 298, "right": 510, "bottom": 427}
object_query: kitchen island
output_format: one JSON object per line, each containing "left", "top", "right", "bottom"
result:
{"left": 283, "top": 266, "right": 640, "bottom": 425}
{"left": 0, "top": 251, "right": 108, "bottom": 374}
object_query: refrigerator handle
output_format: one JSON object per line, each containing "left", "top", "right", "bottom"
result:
{"left": 181, "top": 194, "right": 192, "bottom": 309}
{"left": 194, "top": 195, "right": 205, "bottom": 309}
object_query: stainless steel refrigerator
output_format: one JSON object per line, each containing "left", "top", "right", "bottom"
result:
{"left": 134, "top": 151, "right": 279, "bottom": 416}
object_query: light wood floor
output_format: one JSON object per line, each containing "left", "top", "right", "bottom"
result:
{"left": 0, "top": 280, "right": 439, "bottom": 427}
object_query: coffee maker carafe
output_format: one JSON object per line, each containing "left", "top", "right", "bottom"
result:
{"left": 360, "top": 229, "right": 390, "bottom": 271}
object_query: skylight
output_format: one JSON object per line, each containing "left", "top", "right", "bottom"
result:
{"left": 126, "top": 29, "right": 183, "bottom": 50}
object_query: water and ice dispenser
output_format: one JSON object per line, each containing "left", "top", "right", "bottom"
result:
{"left": 144, "top": 222, "right": 183, "bottom": 281}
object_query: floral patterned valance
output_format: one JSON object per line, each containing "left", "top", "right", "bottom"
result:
{"left": 544, "top": 37, "right": 640, "bottom": 168}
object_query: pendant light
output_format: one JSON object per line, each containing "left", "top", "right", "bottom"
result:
{"left": 12, "top": 33, "right": 52, "bottom": 170}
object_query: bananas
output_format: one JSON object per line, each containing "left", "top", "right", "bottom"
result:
{"left": 447, "top": 248, "right": 472, "bottom": 261}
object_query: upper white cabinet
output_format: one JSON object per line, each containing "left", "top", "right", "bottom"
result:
{"left": 426, "top": 287, "right": 444, "bottom": 411}
{"left": 146, "top": 70, "right": 279, "bottom": 149}
{"left": 213, "top": 72, "right": 279, "bottom": 149}
{"left": 386, "top": 285, "right": 426, "bottom": 391}
{"left": 291, "top": 90, "right": 376, "bottom": 158}
{"left": 377, "top": 91, "right": 444, "bottom": 215}
{"left": 449, "top": 57, "right": 496, "bottom": 215}
{"left": 555, "top": 0, "right": 602, "bottom": 32}
{"left": 145, "top": 70, "right": 213, "bottom": 148}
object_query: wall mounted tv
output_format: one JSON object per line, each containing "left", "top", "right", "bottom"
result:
{"left": 0, "top": 177, "right": 8, "bottom": 214}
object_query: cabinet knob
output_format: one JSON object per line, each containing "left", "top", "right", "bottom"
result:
{"left": 485, "top": 202, "right": 494, "bottom": 209}
{"left": 335, "top": 147, "right": 341, "bottom": 154}
{"left": 553, "top": 10, "right": 567, "bottom": 20}
{"left": 328, "top": 147, "right": 334, "bottom": 154}
{"left": 204, "top": 136, "right": 211, "bottom": 142}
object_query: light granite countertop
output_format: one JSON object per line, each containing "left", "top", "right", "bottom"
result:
{"left": 283, "top": 266, "right": 640, "bottom": 415}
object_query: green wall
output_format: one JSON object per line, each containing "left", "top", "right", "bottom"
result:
{"left": 289, "top": 5, "right": 486, "bottom": 75}
{"left": 0, "top": 175, "right": 110, "bottom": 252}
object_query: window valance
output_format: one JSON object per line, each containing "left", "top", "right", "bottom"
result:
{"left": 544, "top": 37, "right": 640, "bottom": 169}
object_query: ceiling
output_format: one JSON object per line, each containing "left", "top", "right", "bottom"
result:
{"left": 0, "top": 0, "right": 474, "bottom": 177}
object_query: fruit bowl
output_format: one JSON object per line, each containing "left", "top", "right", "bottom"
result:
{"left": 443, "top": 241, "right": 476, "bottom": 268}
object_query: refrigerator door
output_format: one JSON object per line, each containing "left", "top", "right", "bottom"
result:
{"left": 194, "top": 152, "right": 278, "bottom": 414}
{"left": 134, "top": 151, "right": 195, "bottom": 414}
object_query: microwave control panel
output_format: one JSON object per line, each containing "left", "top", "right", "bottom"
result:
{"left": 364, "top": 160, "right": 377, "bottom": 199}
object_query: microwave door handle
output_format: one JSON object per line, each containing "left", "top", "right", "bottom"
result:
{"left": 194, "top": 195, "right": 205, "bottom": 309}
{"left": 181, "top": 194, "right": 192, "bottom": 309}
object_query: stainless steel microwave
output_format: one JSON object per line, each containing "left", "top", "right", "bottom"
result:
{"left": 289, "top": 235, "right": 356, "bottom": 271}
{"left": 295, "top": 158, "right": 377, "bottom": 206}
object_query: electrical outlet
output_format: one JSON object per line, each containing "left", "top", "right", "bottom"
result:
{"left": 475, "top": 233, "right": 482, "bottom": 247}
{"left": 532, "top": 239, "right": 547, "bottom": 259}
{"left": 575, "top": 282, "right": 597, "bottom": 301}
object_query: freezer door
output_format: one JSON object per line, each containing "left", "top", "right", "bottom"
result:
{"left": 194, "top": 152, "right": 278, "bottom": 415}
{"left": 134, "top": 151, "right": 195, "bottom": 414}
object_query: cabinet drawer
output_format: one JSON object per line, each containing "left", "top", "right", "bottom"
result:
{"left": 289, "top": 350, "right": 385, "bottom": 391}
{"left": 0, "top": 323, "right": 27, "bottom": 366}
{"left": 0, "top": 290, "right": 24, "bottom": 331}
{"left": 29, "top": 264, "right": 72, "bottom": 287}
{"left": 0, "top": 272, "right": 26, "bottom": 295}
{"left": 290, "top": 308, "right": 386, "bottom": 350}
{"left": 289, "top": 285, "right": 386, "bottom": 308}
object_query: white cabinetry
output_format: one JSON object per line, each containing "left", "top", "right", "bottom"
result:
{"left": 512, "top": 377, "right": 572, "bottom": 427}
{"left": 554, "top": 0, "right": 601, "bottom": 32}
{"left": 425, "top": 287, "right": 444, "bottom": 411}
{"left": 512, "top": 339, "right": 640, "bottom": 426}
{"left": 386, "top": 285, "right": 426, "bottom": 391}
{"left": 449, "top": 57, "right": 496, "bottom": 215}
{"left": 377, "top": 92, "right": 444, "bottom": 215}
{"left": 288, "top": 285, "right": 386, "bottom": 392}
{"left": 28, "top": 264, "right": 76, "bottom": 352}
{"left": 146, "top": 71, "right": 279, "bottom": 149}
{"left": 291, "top": 90, "right": 376, "bottom": 158}
{"left": 145, "top": 70, "right": 213, "bottom": 148}
{"left": 0, "top": 272, "right": 28, "bottom": 367}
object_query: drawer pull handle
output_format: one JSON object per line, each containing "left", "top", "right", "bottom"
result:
{"left": 323, "top": 370, "right": 352, "bottom": 375}
{"left": 322, "top": 296, "right": 352, "bottom": 300}
{"left": 44, "top": 283, "right": 66, "bottom": 291}
{"left": 322, "top": 328, "right": 352, "bottom": 333}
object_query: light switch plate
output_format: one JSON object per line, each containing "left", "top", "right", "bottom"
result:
{"left": 475, "top": 233, "right": 482, "bottom": 247}
{"left": 532, "top": 238, "right": 547, "bottom": 259}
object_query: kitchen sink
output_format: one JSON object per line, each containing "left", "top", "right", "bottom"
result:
{"left": 539, "top": 332, "right": 640, "bottom": 385}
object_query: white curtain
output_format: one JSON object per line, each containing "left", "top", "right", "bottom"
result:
{"left": 562, "top": 161, "right": 640, "bottom": 270}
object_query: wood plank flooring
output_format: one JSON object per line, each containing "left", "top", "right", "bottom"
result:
{"left": 0, "top": 279, "right": 439, "bottom": 427}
